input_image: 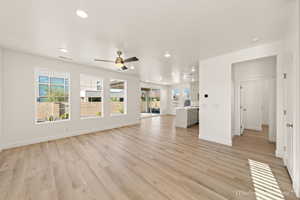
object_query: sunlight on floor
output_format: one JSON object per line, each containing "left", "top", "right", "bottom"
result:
{"left": 249, "top": 159, "right": 285, "bottom": 200}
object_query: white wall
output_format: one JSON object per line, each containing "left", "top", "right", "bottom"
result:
{"left": 0, "top": 48, "right": 3, "bottom": 150}
{"left": 283, "top": 0, "right": 300, "bottom": 197}
{"left": 0, "top": 49, "right": 140, "bottom": 149}
{"left": 140, "top": 82, "right": 170, "bottom": 115}
{"left": 297, "top": 1, "right": 300, "bottom": 197}
{"left": 199, "top": 42, "right": 284, "bottom": 147}
{"left": 232, "top": 56, "right": 276, "bottom": 140}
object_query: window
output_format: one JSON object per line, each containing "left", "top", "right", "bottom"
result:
{"left": 183, "top": 88, "right": 191, "bottom": 106}
{"left": 36, "top": 70, "right": 70, "bottom": 123}
{"left": 149, "top": 89, "right": 160, "bottom": 114}
{"left": 171, "top": 88, "right": 180, "bottom": 106}
{"left": 110, "top": 79, "right": 126, "bottom": 115}
{"left": 80, "top": 74, "right": 103, "bottom": 118}
{"left": 183, "top": 88, "right": 190, "bottom": 100}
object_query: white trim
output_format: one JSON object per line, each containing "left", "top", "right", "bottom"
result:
{"left": 276, "top": 149, "right": 284, "bottom": 158}
{"left": 0, "top": 122, "right": 139, "bottom": 150}
{"left": 234, "top": 76, "right": 276, "bottom": 137}
{"left": 35, "top": 118, "right": 71, "bottom": 125}
{"left": 0, "top": 48, "right": 3, "bottom": 152}
{"left": 294, "top": 3, "right": 300, "bottom": 195}
{"left": 110, "top": 113, "right": 127, "bottom": 117}
{"left": 201, "top": 134, "right": 233, "bottom": 146}
{"left": 80, "top": 116, "right": 103, "bottom": 120}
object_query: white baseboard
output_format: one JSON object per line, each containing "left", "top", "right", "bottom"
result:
{"left": 1, "top": 122, "right": 139, "bottom": 150}
{"left": 199, "top": 135, "right": 232, "bottom": 146}
{"left": 232, "top": 129, "right": 241, "bottom": 136}
{"left": 294, "top": 181, "right": 300, "bottom": 198}
{"left": 275, "top": 149, "right": 284, "bottom": 158}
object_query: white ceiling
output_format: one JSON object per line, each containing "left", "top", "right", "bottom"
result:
{"left": 0, "top": 0, "right": 290, "bottom": 85}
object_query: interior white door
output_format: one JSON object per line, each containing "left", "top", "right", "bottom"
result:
{"left": 284, "top": 53, "right": 295, "bottom": 178}
{"left": 241, "top": 80, "right": 263, "bottom": 131}
{"left": 240, "top": 85, "right": 245, "bottom": 134}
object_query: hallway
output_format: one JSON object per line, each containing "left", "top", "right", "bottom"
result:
{"left": 232, "top": 125, "right": 276, "bottom": 155}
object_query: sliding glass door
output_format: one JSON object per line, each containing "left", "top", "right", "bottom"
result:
{"left": 141, "top": 88, "right": 160, "bottom": 116}
{"left": 149, "top": 89, "right": 160, "bottom": 114}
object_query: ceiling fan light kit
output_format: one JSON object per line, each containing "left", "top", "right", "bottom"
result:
{"left": 95, "top": 50, "right": 139, "bottom": 71}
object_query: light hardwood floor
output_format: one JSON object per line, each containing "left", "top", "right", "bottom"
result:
{"left": 232, "top": 125, "right": 276, "bottom": 155}
{"left": 0, "top": 116, "right": 298, "bottom": 200}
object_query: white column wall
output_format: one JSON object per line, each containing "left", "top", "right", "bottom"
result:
{"left": 199, "top": 42, "right": 283, "bottom": 148}
{"left": 0, "top": 48, "right": 3, "bottom": 151}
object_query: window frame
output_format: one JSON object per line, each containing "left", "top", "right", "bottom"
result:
{"left": 80, "top": 74, "right": 104, "bottom": 119}
{"left": 35, "top": 69, "right": 71, "bottom": 124}
{"left": 109, "top": 79, "right": 127, "bottom": 116}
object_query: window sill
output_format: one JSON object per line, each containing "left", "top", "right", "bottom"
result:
{"left": 110, "top": 113, "right": 127, "bottom": 117}
{"left": 35, "top": 119, "right": 71, "bottom": 125}
{"left": 80, "top": 116, "right": 103, "bottom": 120}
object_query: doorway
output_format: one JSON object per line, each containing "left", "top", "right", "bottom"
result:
{"left": 283, "top": 53, "right": 296, "bottom": 180}
{"left": 141, "top": 88, "right": 161, "bottom": 118}
{"left": 232, "top": 56, "right": 277, "bottom": 154}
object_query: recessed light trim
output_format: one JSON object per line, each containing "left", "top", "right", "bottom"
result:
{"left": 76, "top": 9, "right": 88, "bottom": 18}
{"left": 59, "top": 48, "right": 68, "bottom": 53}
{"left": 164, "top": 52, "right": 171, "bottom": 58}
{"left": 252, "top": 37, "right": 259, "bottom": 42}
{"left": 191, "top": 68, "right": 196, "bottom": 72}
{"left": 130, "top": 66, "right": 135, "bottom": 70}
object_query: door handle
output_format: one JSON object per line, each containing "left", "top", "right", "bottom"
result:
{"left": 286, "top": 123, "right": 293, "bottom": 128}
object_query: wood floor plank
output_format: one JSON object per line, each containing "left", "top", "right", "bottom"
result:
{"left": 0, "top": 116, "right": 298, "bottom": 200}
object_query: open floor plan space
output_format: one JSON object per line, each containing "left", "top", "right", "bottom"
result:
{"left": 0, "top": 116, "right": 297, "bottom": 200}
{"left": 0, "top": 0, "right": 300, "bottom": 199}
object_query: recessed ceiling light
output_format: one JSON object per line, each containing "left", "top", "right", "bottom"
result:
{"left": 76, "top": 9, "right": 88, "bottom": 18}
{"left": 191, "top": 68, "right": 196, "bottom": 72}
{"left": 130, "top": 66, "right": 135, "bottom": 70}
{"left": 164, "top": 52, "right": 171, "bottom": 58}
{"left": 252, "top": 37, "right": 259, "bottom": 42}
{"left": 59, "top": 48, "right": 68, "bottom": 53}
{"left": 191, "top": 78, "right": 195, "bottom": 82}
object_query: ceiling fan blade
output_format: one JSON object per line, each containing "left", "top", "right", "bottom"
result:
{"left": 124, "top": 57, "right": 139, "bottom": 63}
{"left": 94, "top": 59, "right": 114, "bottom": 63}
{"left": 121, "top": 66, "right": 128, "bottom": 70}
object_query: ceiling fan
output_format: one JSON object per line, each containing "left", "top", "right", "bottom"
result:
{"left": 94, "top": 51, "right": 139, "bottom": 71}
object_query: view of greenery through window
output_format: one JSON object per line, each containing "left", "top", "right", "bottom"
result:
{"left": 80, "top": 74, "right": 103, "bottom": 118}
{"left": 36, "top": 71, "right": 70, "bottom": 123}
{"left": 36, "top": 73, "right": 127, "bottom": 122}
{"left": 110, "top": 80, "right": 126, "bottom": 115}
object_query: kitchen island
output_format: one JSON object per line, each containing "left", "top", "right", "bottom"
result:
{"left": 175, "top": 107, "right": 199, "bottom": 128}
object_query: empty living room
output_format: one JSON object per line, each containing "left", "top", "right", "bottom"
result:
{"left": 0, "top": 0, "right": 300, "bottom": 199}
